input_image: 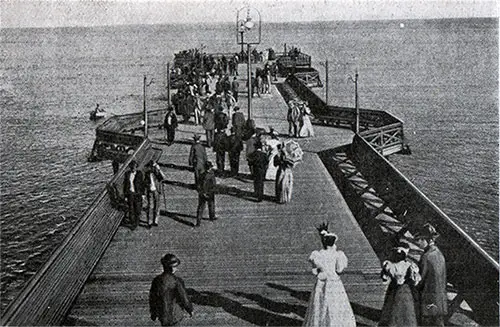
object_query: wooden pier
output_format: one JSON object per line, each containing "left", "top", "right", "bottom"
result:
{"left": 64, "top": 75, "right": 388, "bottom": 326}
{"left": 3, "top": 59, "right": 497, "bottom": 326}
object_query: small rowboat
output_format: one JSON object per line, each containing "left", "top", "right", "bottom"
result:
{"left": 89, "top": 110, "right": 107, "bottom": 121}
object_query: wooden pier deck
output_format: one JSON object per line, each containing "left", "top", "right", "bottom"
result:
{"left": 65, "top": 73, "right": 387, "bottom": 326}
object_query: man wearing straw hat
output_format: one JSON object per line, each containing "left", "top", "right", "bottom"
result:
{"left": 414, "top": 223, "right": 447, "bottom": 327}
{"left": 149, "top": 253, "right": 193, "bottom": 326}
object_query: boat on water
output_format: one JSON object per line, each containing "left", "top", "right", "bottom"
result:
{"left": 89, "top": 104, "right": 107, "bottom": 121}
{"left": 89, "top": 110, "right": 106, "bottom": 121}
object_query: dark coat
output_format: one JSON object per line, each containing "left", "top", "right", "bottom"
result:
{"left": 199, "top": 169, "right": 216, "bottom": 198}
{"left": 164, "top": 111, "right": 178, "bottom": 129}
{"left": 123, "top": 169, "right": 145, "bottom": 197}
{"left": 226, "top": 134, "right": 243, "bottom": 154}
{"left": 249, "top": 150, "right": 268, "bottom": 179}
{"left": 213, "top": 131, "right": 228, "bottom": 153}
{"left": 214, "top": 112, "right": 229, "bottom": 131}
{"left": 188, "top": 143, "right": 207, "bottom": 171}
{"left": 149, "top": 272, "right": 193, "bottom": 326}
{"left": 418, "top": 244, "right": 448, "bottom": 317}
{"left": 202, "top": 111, "right": 215, "bottom": 130}
{"left": 232, "top": 111, "right": 245, "bottom": 127}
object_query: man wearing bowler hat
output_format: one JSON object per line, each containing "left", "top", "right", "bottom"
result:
{"left": 414, "top": 223, "right": 447, "bottom": 327}
{"left": 188, "top": 134, "right": 207, "bottom": 186}
{"left": 149, "top": 253, "right": 193, "bottom": 326}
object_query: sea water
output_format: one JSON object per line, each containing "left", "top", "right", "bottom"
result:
{"left": 0, "top": 18, "right": 497, "bottom": 311}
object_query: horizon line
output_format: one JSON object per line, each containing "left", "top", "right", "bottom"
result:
{"left": 1, "top": 15, "right": 496, "bottom": 30}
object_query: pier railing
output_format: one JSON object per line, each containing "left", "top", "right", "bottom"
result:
{"left": 89, "top": 109, "right": 166, "bottom": 162}
{"left": 285, "top": 73, "right": 408, "bottom": 156}
{"left": 0, "top": 138, "right": 161, "bottom": 326}
{"left": 351, "top": 134, "right": 499, "bottom": 326}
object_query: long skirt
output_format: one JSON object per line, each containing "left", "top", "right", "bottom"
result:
{"left": 299, "top": 115, "right": 315, "bottom": 137}
{"left": 303, "top": 277, "right": 356, "bottom": 327}
{"left": 378, "top": 283, "right": 418, "bottom": 327}
{"left": 275, "top": 167, "right": 293, "bottom": 203}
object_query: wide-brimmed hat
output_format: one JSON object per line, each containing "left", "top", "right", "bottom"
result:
{"left": 414, "top": 223, "right": 440, "bottom": 240}
{"left": 161, "top": 253, "right": 180, "bottom": 267}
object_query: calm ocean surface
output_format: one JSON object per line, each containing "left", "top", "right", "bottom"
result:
{"left": 0, "top": 18, "right": 497, "bottom": 311}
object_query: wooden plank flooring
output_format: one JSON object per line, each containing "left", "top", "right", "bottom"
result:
{"left": 65, "top": 73, "right": 386, "bottom": 326}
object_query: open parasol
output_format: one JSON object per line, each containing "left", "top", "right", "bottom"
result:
{"left": 281, "top": 140, "right": 303, "bottom": 165}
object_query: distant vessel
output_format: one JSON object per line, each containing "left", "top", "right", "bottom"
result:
{"left": 89, "top": 104, "right": 106, "bottom": 121}
{"left": 400, "top": 23, "right": 405, "bottom": 28}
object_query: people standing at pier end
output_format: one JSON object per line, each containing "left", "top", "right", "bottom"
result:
{"left": 196, "top": 161, "right": 217, "bottom": 226}
{"left": 144, "top": 160, "right": 166, "bottom": 228}
{"left": 379, "top": 243, "right": 421, "bottom": 326}
{"left": 163, "top": 106, "right": 178, "bottom": 146}
{"left": 149, "top": 253, "right": 193, "bottom": 326}
{"left": 249, "top": 142, "right": 269, "bottom": 202}
{"left": 123, "top": 160, "right": 145, "bottom": 230}
{"left": 188, "top": 134, "right": 207, "bottom": 186}
{"left": 414, "top": 223, "right": 448, "bottom": 327}
{"left": 303, "top": 223, "right": 356, "bottom": 327}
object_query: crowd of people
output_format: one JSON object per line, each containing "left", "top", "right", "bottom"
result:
{"left": 121, "top": 52, "right": 447, "bottom": 327}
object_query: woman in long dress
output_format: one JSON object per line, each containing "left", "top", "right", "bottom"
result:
{"left": 299, "top": 103, "right": 315, "bottom": 137}
{"left": 274, "top": 146, "right": 293, "bottom": 203}
{"left": 378, "top": 243, "right": 421, "bottom": 327}
{"left": 303, "top": 224, "right": 356, "bottom": 327}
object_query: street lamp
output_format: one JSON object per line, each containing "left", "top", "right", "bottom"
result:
{"left": 236, "top": 6, "right": 261, "bottom": 121}
{"left": 348, "top": 70, "right": 359, "bottom": 133}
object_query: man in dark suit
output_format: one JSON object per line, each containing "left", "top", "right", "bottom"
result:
{"left": 149, "top": 253, "right": 193, "bottom": 326}
{"left": 226, "top": 127, "right": 243, "bottom": 177}
{"left": 231, "top": 106, "right": 245, "bottom": 139}
{"left": 415, "top": 223, "right": 448, "bottom": 327}
{"left": 188, "top": 134, "right": 207, "bottom": 186}
{"left": 213, "top": 129, "right": 228, "bottom": 173}
{"left": 249, "top": 142, "right": 268, "bottom": 202}
{"left": 123, "top": 160, "right": 145, "bottom": 230}
{"left": 202, "top": 107, "right": 215, "bottom": 147}
{"left": 196, "top": 161, "right": 216, "bottom": 226}
{"left": 163, "top": 106, "right": 178, "bottom": 145}
{"left": 231, "top": 76, "right": 239, "bottom": 102}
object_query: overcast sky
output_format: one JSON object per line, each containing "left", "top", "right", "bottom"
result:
{"left": 1, "top": 0, "right": 498, "bottom": 28}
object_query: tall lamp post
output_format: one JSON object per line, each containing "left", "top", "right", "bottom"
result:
{"left": 236, "top": 6, "right": 261, "bottom": 121}
{"left": 348, "top": 70, "right": 359, "bottom": 133}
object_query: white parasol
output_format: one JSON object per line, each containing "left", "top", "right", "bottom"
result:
{"left": 281, "top": 140, "right": 303, "bottom": 165}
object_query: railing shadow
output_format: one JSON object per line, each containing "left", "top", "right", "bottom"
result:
{"left": 187, "top": 289, "right": 302, "bottom": 326}
{"left": 265, "top": 283, "right": 382, "bottom": 325}
{"left": 228, "top": 290, "right": 306, "bottom": 318}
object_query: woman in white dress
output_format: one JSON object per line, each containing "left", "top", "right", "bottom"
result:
{"left": 299, "top": 103, "right": 315, "bottom": 138}
{"left": 303, "top": 223, "right": 356, "bottom": 327}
